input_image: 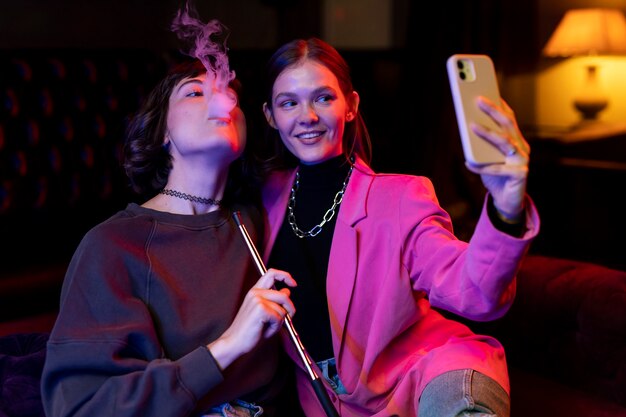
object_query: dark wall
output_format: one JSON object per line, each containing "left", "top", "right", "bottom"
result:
{"left": 0, "top": 0, "right": 540, "bottom": 241}
{"left": 0, "top": 0, "right": 324, "bottom": 50}
{"left": 3, "top": 0, "right": 624, "bottom": 271}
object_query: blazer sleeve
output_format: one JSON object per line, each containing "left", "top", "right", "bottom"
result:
{"left": 399, "top": 176, "right": 540, "bottom": 321}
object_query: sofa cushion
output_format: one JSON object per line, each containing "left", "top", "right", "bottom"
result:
{"left": 0, "top": 332, "right": 48, "bottom": 417}
{"left": 509, "top": 366, "right": 626, "bottom": 416}
{"left": 505, "top": 255, "right": 626, "bottom": 407}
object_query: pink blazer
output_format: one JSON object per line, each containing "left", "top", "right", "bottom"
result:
{"left": 261, "top": 157, "right": 540, "bottom": 417}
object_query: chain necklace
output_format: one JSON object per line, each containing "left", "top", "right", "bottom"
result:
{"left": 159, "top": 189, "right": 222, "bottom": 206}
{"left": 288, "top": 163, "right": 353, "bottom": 238}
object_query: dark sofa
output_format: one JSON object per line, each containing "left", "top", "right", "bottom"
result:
{"left": 2, "top": 254, "right": 625, "bottom": 417}
{"left": 481, "top": 255, "right": 626, "bottom": 416}
{"left": 1, "top": 49, "right": 625, "bottom": 417}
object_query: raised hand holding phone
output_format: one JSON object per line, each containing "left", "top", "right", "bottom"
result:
{"left": 447, "top": 54, "right": 506, "bottom": 165}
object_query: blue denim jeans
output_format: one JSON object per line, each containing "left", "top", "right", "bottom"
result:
{"left": 418, "top": 369, "right": 510, "bottom": 417}
{"left": 203, "top": 399, "right": 263, "bottom": 417}
{"left": 316, "top": 357, "right": 347, "bottom": 395}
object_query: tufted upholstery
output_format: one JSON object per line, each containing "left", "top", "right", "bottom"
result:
{"left": 0, "top": 50, "right": 166, "bottom": 215}
{"left": 0, "top": 49, "right": 168, "bottom": 323}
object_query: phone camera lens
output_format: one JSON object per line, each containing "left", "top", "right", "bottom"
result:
{"left": 459, "top": 71, "right": 466, "bottom": 80}
{"left": 457, "top": 61, "right": 464, "bottom": 69}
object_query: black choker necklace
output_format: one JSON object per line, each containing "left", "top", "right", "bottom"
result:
{"left": 159, "top": 189, "right": 222, "bottom": 206}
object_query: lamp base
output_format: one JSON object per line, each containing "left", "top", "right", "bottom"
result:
{"left": 572, "top": 64, "right": 608, "bottom": 124}
{"left": 573, "top": 97, "right": 608, "bottom": 122}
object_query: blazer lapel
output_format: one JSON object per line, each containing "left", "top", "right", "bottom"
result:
{"left": 327, "top": 158, "right": 373, "bottom": 359}
{"left": 261, "top": 169, "right": 296, "bottom": 262}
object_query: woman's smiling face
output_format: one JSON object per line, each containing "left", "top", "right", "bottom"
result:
{"left": 264, "top": 59, "right": 356, "bottom": 165}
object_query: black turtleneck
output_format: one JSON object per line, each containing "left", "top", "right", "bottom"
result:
{"left": 268, "top": 156, "right": 352, "bottom": 362}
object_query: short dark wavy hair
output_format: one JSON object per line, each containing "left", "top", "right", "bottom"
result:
{"left": 123, "top": 59, "right": 243, "bottom": 201}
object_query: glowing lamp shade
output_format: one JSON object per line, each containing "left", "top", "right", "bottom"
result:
{"left": 543, "top": 8, "right": 626, "bottom": 57}
{"left": 543, "top": 8, "right": 626, "bottom": 125}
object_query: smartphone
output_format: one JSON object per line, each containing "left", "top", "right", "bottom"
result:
{"left": 446, "top": 54, "right": 505, "bottom": 165}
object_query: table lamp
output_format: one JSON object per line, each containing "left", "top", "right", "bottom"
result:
{"left": 542, "top": 8, "right": 626, "bottom": 127}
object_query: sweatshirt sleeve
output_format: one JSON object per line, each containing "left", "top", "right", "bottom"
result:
{"left": 41, "top": 226, "right": 224, "bottom": 417}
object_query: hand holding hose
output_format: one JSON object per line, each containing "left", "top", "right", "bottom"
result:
{"left": 232, "top": 211, "right": 341, "bottom": 417}
{"left": 207, "top": 269, "right": 297, "bottom": 370}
